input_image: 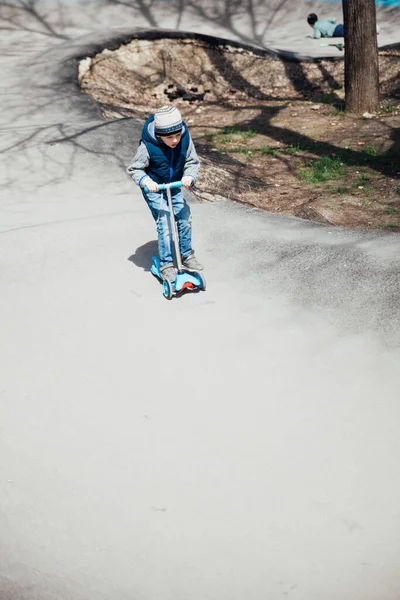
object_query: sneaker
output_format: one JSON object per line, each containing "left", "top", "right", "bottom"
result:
{"left": 182, "top": 251, "right": 203, "bottom": 272}
{"left": 160, "top": 264, "right": 176, "bottom": 282}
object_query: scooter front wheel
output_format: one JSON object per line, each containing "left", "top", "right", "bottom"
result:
{"left": 163, "top": 279, "right": 174, "bottom": 300}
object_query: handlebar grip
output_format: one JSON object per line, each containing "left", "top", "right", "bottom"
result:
{"left": 143, "top": 181, "right": 183, "bottom": 193}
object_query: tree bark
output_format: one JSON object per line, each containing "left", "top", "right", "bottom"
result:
{"left": 343, "top": 0, "right": 380, "bottom": 114}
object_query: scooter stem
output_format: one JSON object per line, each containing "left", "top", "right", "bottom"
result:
{"left": 164, "top": 184, "right": 183, "bottom": 271}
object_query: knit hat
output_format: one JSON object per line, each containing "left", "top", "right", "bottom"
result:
{"left": 154, "top": 106, "right": 183, "bottom": 136}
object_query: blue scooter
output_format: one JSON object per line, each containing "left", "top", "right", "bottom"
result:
{"left": 143, "top": 181, "right": 206, "bottom": 300}
{"left": 320, "top": 42, "right": 344, "bottom": 51}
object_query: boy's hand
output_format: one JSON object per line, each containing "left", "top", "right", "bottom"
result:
{"left": 182, "top": 176, "right": 194, "bottom": 188}
{"left": 144, "top": 179, "right": 158, "bottom": 192}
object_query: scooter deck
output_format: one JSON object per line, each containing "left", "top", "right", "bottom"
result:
{"left": 150, "top": 255, "right": 205, "bottom": 298}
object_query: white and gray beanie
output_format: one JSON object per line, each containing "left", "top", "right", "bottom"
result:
{"left": 154, "top": 105, "right": 183, "bottom": 136}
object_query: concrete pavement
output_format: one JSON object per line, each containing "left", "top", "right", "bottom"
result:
{"left": 1, "top": 1, "right": 400, "bottom": 599}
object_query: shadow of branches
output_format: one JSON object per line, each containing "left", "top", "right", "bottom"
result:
{"left": 200, "top": 44, "right": 400, "bottom": 179}
{"left": 100, "top": 0, "right": 307, "bottom": 48}
{"left": 0, "top": 0, "right": 68, "bottom": 39}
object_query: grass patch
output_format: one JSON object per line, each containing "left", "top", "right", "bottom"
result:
{"left": 332, "top": 108, "right": 346, "bottom": 118}
{"left": 355, "top": 183, "right": 373, "bottom": 196}
{"left": 219, "top": 135, "right": 233, "bottom": 145}
{"left": 210, "top": 127, "right": 259, "bottom": 146}
{"left": 229, "top": 148, "right": 254, "bottom": 156}
{"left": 241, "top": 129, "right": 257, "bottom": 141}
{"left": 283, "top": 144, "right": 303, "bottom": 155}
{"left": 362, "top": 144, "right": 379, "bottom": 157}
{"left": 259, "top": 146, "right": 278, "bottom": 156}
{"left": 381, "top": 101, "right": 398, "bottom": 114}
{"left": 222, "top": 127, "right": 257, "bottom": 140}
{"left": 354, "top": 172, "right": 369, "bottom": 186}
{"left": 396, "top": 185, "right": 400, "bottom": 195}
{"left": 310, "top": 91, "right": 338, "bottom": 105}
{"left": 355, "top": 147, "right": 397, "bottom": 170}
{"left": 222, "top": 126, "right": 241, "bottom": 135}
{"left": 298, "top": 156, "right": 345, "bottom": 184}
{"left": 328, "top": 185, "right": 349, "bottom": 194}
{"left": 385, "top": 207, "right": 400, "bottom": 215}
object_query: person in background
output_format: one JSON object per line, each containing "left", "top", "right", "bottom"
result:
{"left": 307, "top": 13, "right": 344, "bottom": 39}
{"left": 127, "top": 105, "right": 203, "bottom": 283}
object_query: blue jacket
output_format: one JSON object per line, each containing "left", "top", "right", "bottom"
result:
{"left": 312, "top": 18, "right": 337, "bottom": 39}
{"left": 140, "top": 116, "right": 191, "bottom": 184}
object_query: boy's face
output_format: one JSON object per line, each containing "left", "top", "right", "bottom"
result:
{"left": 160, "top": 131, "right": 182, "bottom": 148}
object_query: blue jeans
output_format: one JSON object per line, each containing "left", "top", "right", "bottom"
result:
{"left": 143, "top": 188, "right": 192, "bottom": 266}
{"left": 333, "top": 24, "right": 344, "bottom": 37}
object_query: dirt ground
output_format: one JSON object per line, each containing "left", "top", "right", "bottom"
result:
{"left": 79, "top": 37, "right": 400, "bottom": 230}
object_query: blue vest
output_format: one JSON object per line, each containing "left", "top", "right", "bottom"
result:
{"left": 141, "top": 116, "right": 190, "bottom": 184}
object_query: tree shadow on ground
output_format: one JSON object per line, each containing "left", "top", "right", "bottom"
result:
{"left": 101, "top": 0, "right": 307, "bottom": 48}
{"left": 204, "top": 40, "right": 345, "bottom": 107}
{"left": 200, "top": 48, "right": 400, "bottom": 178}
{"left": 108, "top": 0, "right": 400, "bottom": 51}
{"left": 0, "top": 0, "right": 68, "bottom": 39}
{"left": 227, "top": 103, "right": 400, "bottom": 176}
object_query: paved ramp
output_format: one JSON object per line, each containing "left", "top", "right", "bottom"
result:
{"left": 1, "top": 2, "right": 400, "bottom": 600}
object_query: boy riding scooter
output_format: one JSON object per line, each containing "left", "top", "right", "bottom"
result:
{"left": 127, "top": 105, "right": 203, "bottom": 288}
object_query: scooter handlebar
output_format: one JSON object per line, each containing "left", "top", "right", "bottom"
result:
{"left": 143, "top": 181, "right": 183, "bottom": 193}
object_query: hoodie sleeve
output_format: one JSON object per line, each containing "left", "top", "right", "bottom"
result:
{"left": 183, "top": 137, "right": 200, "bottom": 182}
{"left": 126, "top": 142, "right": 152, "bottom": 187}
{"left": 312, "top": 24, "right": 322, "bottom": 39}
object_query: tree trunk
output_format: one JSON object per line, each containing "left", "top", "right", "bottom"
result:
{"left": 343, "top": 0, "right": 380, "bottom": 114}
